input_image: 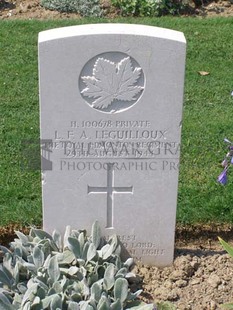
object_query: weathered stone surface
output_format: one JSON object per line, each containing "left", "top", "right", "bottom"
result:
{"left": 39, "top": 24, "right": 186, "bottom": 266}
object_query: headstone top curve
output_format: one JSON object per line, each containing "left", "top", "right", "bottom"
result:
{"left": 38, "top": 23, "right": 186, "bottom": 44}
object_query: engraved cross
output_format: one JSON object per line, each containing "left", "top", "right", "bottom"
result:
{"left": 88, "top": 163, "right": 133, "bottom": 228}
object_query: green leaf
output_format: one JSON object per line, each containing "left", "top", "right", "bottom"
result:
{"left": 80, "top": 302, "right": 94, "bottom": 310}
{"left": 43, "top": 254, "right": 51, "bottom": 268}
{"left": 3, "top": 253, "right": 13, "bottom": 275}
{"left": 22, "top": 301, "right": 31, "bottom": 310}
{"left": 48, "top": 256, "right": 60, "bottom": 282}
{"left": 68, "top": 237, "right": 81, "bottom": 258}
{"left": 124, "top": 257, "right": 134, "bottom": 269}
{"left": 82, "top": 242, "right": 89, "bottom": 260}
{"left": 101, "top": 244, "right": 114, "bottom": 260}
{"left": 98, "top": 300, "right": 109, "bottom": 310}
{"left": 48, "top": 288, "right": 56, "bottom": 296}
{"left": 15, "top": 231, "right": 29, "bottom": 244}
{"left": 0, "top": 269, "right": 12, "bottom": 287}
{"left": 78, "top": 232, "right": 85, "bottom": 253}
{"left": 71, "top": 230, "right": 80, "bottom": 239}
{"left": 221, "top": 303, "right": 233, "bottom": 309}
{"left": 0, "top": 246, "right": 12, "bottom": 255}
{"left": 63, "top": 226, "right": 71, "bottom": 249}
{"left": 32, "top": 229, "right": 53, "bottom": 240}
{"left": 77, "top": 259, "right": 85, "bottom": 267}
{"left": 110, "top": 299, "right": 122, "bottom": 310}
{"left": 37, "top": 287, "right": 46, "bottom": 300}
{"left": 14, "top": 246, "right": 23, "bottom": 258}
{"left": 68, "top": 302, "right": 80, "bottom": 310}
{"left": 13, "top": 261, "right": 20, "bottom": 284}
{"left": 58, "top": 250, "right": 76, "bottom": 265}
{"left": 53, "top": 230, "right": 62, "bottom": 250}
{"left": 91, "top": 282, "right": 102, "bottom": 302}
{"left": 70, "top": 292, "right": 82, "bottom": 303}
{"left": 218, "top": 237, "right": 233, "bottom": 258}
{"left": 80, "top": 266, "right": 87, "bottom": 278}
{"left": 82, "top": 279, "right": 90, "bottom": 298}
{"left": 21, "top": 283, "right": 38, "bottom": 307}
{"left": 0, "top": 298, "right": 16, "bottom": 310}
{"left": 0, "top": 292, "right": 11, "bottom": 304}
{"left": 24, "top": 261, "right": 38, "bottom": 273}
{"left": 32, "top": 296, "right": 40, "bottom": 306}
{"left": 91, "top": 221, "right": 101, "bottom": 249}
{"left": 68, "top": 266, "right": 79, "bottom": 276}
{"left": 12, "top": 292, "right": 22, "bottom": 307}
{"left": 33, "top": 245, "right": 44, "bottom": 269}
{"left": 103, "top": 263, "right": 116, "bottom": 290}
{"left": 127, "top": 290, "right": 142, "bottom": 301}
{"left": 33, "top": 277, "right": 48, "bottom": 291}
{"left": 97, "top": 295, "right": 110, "bottom": 310}
{"left": 126, "top": 272, "right": 136, "bottom": 279}
{"left": 50, "top": 294, "right": 62, "bottom": 310}
{"left": 17, "top": 283, "right": 28, "bottom": 294}
{"left": 42, "top": 295, "right": 55, "bottom": 308}
{"left": 87, "top": 243, "right": 97, "bottom": 262}
{"left": 115, "top": 255, "right": 122, "bottom": 270}
{"left": 114, "top": 245, "right": 121, "bottom": 256}
{"left": 53, "top": 281, "right": 63, "bottom": 293}
{"left": 48, "top": 239, "right": 59, "bottom": 252}
{"left": 114, "top": 278, "right": 128, "bottom": 304}
{"left": 108, "top": 234, "right": 118, "bottom": 248}
{"left": 88, "top": 272, "right": 98, "bottom": 286}
{"left": 115, "top": 267, "right": 127, "bottom": 278}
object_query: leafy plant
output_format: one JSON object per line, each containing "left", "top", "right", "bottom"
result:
{"left": 110, "top": 0, "right": 185, "bottom": 16}
{"left": 156, "top": 302, "right": 176, "bottom": 310}
{"left": 40, "top": 0, "right": 102, "bottom": 17}
{"left": 218, "top": 237, "right": 233, "bottom": 259}
{"left": 0, "top": 221, "right": 155, "bottom": 309}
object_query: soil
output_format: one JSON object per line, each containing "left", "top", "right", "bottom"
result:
{"left": 0, "top": 0, "right": 233, "bottom": 19}
{"left": 1, "top": 224, "right": 233, "bottom": 309}
{"left": 1, "top": 2, "right": 233, "bottom": 309}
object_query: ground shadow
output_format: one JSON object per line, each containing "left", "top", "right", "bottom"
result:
{"left": 0, "top": 1, "right": 15, "bottom": 11}
{"left": 175, "top": 224, "right": 233, "bottom": 244}
{"left": 175, "top": 247, "right": 226, "bottom": 258}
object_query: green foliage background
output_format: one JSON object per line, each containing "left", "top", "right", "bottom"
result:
{"left": 40, "top": 0, "right": 102, "bottom": 16}
{"left": 110, "top": 0, "right": 185, "bottom": 16}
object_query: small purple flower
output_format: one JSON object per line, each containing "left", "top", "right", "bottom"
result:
{"left": 218, "top": 139, "right": 233, "bottom": 185}
{"left": 218, "top": 169, "right": 227, "bottom": 185}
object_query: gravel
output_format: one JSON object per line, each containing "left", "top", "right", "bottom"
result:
{"left": 133, "top": 246, "right": 233, "bottom": 309}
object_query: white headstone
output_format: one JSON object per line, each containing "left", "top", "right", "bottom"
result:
{"left": 39, "top": 24, "right": 186, "bottom": 267}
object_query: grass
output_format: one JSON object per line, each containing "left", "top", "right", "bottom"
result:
{"left": 0, "top": 17, "right": 233, "bottom": 227}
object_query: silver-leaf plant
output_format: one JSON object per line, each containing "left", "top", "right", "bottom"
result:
{"left": 0, "top": 221, "right": 156, "bottom": 310}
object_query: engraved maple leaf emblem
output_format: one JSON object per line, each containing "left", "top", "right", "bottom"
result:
{"left": 81, "top": 57, "right": 144, "bottom": 109}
